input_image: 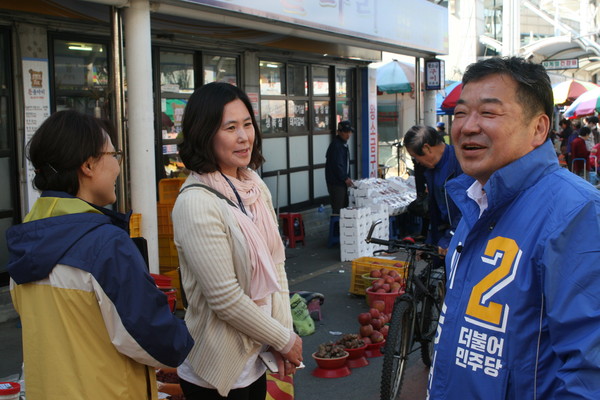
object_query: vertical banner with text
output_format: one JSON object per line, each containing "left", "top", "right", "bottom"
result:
{"left": 367, "top": 66, "right": 378, "bottom": 178}
{"left": 22, "top": 58, "right": 51, "bottom": 212}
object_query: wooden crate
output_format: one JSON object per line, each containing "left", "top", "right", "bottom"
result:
{"left": 349, "top": 257, "right": 407, "bottom": 295}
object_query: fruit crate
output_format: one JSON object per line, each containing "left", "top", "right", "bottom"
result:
{"left": 349, "top": 257, "right": 407, "bottom": 295}
{"left": 158, "top": 234, "right": 179, "bottom": 269}
{"left": 158, "top": 178, "right": 186, "bottom": 204}
{"left": 157, "top": 203, "right": 174, "bottom": 235}
{"left": 129, "top": 213, "right": 142, "bottom": 238}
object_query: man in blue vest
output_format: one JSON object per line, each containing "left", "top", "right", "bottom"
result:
{"left": 427, "top": 57, "right": 600, "bottom": 399}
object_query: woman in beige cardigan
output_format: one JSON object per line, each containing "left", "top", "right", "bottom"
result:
{"left": 172, "top": 82, "right": 303, "bottom": 399}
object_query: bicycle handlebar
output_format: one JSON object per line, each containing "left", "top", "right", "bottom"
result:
{"left": 365, "top": 220, "right": 442, "bottom": 259}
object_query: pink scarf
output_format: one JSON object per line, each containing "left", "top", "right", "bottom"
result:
{"left": 193, "top": 170, "right": 284, "bottom": 300}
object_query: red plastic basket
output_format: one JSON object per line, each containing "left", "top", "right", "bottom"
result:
{"left": 365, "top": 288, "right": 404, "bottom": 314}
{"left": 150, "top": 273, "right": 173, "bottom": 289}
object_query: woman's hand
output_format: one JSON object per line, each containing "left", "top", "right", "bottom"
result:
{"left": 273, "top": 333, "right": 303, "bottom": 377}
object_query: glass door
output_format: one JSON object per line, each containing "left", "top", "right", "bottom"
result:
{"left": 0, "top": 28, "right": 18, "bottom": 285}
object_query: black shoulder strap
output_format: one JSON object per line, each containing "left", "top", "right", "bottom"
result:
{"left": 179, "top": 183, "right": 238, "bottom": 208}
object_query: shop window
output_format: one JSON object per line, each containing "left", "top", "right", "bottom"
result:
{"left": 336, "top": 68, "right": 353, "bottom": 98}
{"left": 288, "top": 64, "right": 307, "bottom": 96}
{"left": 52, "top": 38, "right": 109, "bottom": 117}
{"left": 287, "top": 100, "right": 307, "bottom": 134}
{"left": 159, "top": 51, "right": 194, "bottom": 178}
{"left": 312, "top": 66, "right": 330, "bottom": 96}
{"left": 260, "top": 99, "right": 287, "bottom": 135}
{"left": 203, "top": 54, "right": 237, "bottom": 85}
{"left": 260, "top": 61, "right": 285, "bottom": 95}
{"left": 313, "top": 100, "right": 330, "bottom": 131}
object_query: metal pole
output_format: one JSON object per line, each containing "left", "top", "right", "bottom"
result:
{"left": 110, "top": 6, "right": 128, "bottom": 213}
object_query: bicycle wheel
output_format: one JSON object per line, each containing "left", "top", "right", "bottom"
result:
{"left": 380, "top": 299, "right": 415, "bottom": 400}
{"left": 420, "top": 280, "right": 444, "bottom": 367}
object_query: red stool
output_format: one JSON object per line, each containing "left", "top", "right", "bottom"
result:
{"left": 280, "top": 212, "right": 305, "bottom": 248}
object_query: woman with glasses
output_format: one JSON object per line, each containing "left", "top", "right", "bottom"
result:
{"left": 172, "top": 82, "right": 302, "bottom": 400}
{"left": 6, "top": 110, "right": 194, "bottom": 399}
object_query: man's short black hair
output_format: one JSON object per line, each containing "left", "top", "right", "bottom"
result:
{"left": 462, "top": 57, "right": 553, "bottom": 125}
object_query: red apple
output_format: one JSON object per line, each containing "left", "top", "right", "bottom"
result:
{"left": 362, "top": 336, "right": 372, "bottom": 345}
{"left": 380, "top": 268, "right": 390, "bottom": 276}
{"left": 369, "top": 308, "right": 381, "bottom": 319}
{"left": 360, "top": 324, "right": 374, "bottom": 337}
{"left": 371, "top": 317, "right": 383, "bottom": 330}
{"left": 370, "top": 269, "right": 382, "bottom": 278}
{"left": 376, "top": 288, "right": 387, "bottom": 293}
{"left": 358, "top": 312, "right": 372, "bottom": 325}
{"left": 380, "top": 325, "right": 390, "bottom": 337}
{"left": 382, "top": 283, "right": 391, "bottom": 292}
{"left": 371, "top": 331, "right": 384, "bottom": 343}
{"left": 394, "top": 262, "right": 404, "bottom": 268}
{"left": 372, "top": 300, "right": 386, "bottom": 313}
{"left": 384, "top": 276, "right": 395, "bottom": 285}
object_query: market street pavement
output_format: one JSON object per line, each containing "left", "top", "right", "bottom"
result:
{"left": 285, "top": 229, "right": 429, "bottom": 400}
{"left": 0, "top": 228, "right": 429, "bottom": 399}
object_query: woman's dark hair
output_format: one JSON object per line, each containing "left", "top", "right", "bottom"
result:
{"left": 579, "top": 126, "right": 591, "bottom": 136}
{"left": 462, "top": 57, "right": 554, "bottom": 125}
{"left": 559, "top": 118, "right": 571, "bottom": 127}
{"left": 178, "top": 82, "right": 264, "bottom": 173}
{"left": 27, "top": 110, "right": 116, "bottom": 196}
{"left": 402, "top": 125, "right": 443, "bottom": 156}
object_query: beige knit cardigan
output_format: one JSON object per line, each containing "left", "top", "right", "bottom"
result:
{"left": 172, "top": 173, "right": 293, "bottom": 396}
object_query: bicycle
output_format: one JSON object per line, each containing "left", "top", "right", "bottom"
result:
{"left": 382, "top": 141, "right": 409, "bottom": 178}
{"left": 365, "top": 220, "right": 445, "bottom": 400}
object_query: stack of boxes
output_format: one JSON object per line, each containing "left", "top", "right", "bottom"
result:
{"left": 157, "top": 178, "right": 186, "bottom": 309}
{"left": 339, "top": 206, "right": 389, "bottom": 262}
{"left": 349, "top": 177, "right": 416, "bottom": 216}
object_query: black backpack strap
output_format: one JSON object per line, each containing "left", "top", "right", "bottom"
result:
{"left": 179, "top": 183, "right": 238, "bottom": 209}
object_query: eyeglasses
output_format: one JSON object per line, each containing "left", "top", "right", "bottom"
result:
{"left": 101, "top": 150, "right": 123, "bottom": 165}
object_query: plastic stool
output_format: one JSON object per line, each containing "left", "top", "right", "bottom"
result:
{"left": 280, "top": 212, "right": 305, "bottom": 248}
{"left": 328, "top": 216, "right": 340, "bottom": 248}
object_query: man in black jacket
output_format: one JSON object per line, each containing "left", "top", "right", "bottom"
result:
{"left": 325, "top": 120, "right": 354, "bottom": 214}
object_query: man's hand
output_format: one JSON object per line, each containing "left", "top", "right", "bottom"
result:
{"left": 345, "top": 178, "right": 354, "bottom": 187}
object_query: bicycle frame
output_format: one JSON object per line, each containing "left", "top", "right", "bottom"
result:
{"left": 366, "top": 220, "right": 445, "bottom": 400}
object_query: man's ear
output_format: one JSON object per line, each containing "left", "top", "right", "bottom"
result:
{"left": 532, "top": 113, "right": 550, "bottom": 147}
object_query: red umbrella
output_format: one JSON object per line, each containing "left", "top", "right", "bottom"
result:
{"left": 440, "top": 82, "right": 462, "bottom": 110}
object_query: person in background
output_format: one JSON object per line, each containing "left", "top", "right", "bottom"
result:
{"left": 325, "top": 120, "right": 354, "bottom": 215}
{"left": 428, "top": 56, "right": 600, "bottom": 399}
{"left": 566, "top": 119, "right": 581, "bottom": 169}
{"left": 571, "top": 126, "right": 591, "bottom": 177}
{"left": 6, "top": 110, "right": 193, "bottom": 400}
{"left": 173, "top": 82, "right": 302, "bottom": 400}
{"left": 403, "top": 125, "right": 462, "bottom": 255}
{"left": 585, "top": 115, "right": 599, "bottom": 145}
{"left": 436, "top": 121, "right": 449, "bottom": 143}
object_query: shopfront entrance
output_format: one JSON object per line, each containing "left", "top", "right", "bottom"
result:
{"left": 0, "top": 27, "right": 18, "bottom": 285}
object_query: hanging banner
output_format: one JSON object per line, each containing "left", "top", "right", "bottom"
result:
{"left": 361, "top": 66, "right": 378, "bottom": 178}
{"left": 22, "top": 58, "right": 51, "bottom": 212}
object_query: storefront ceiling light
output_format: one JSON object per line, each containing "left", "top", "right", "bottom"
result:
{"left": 68, "top": 45, "right": 93, "bottom": 51}
{"left": 265, "top": 63, "right": 280, "bottom": 68}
